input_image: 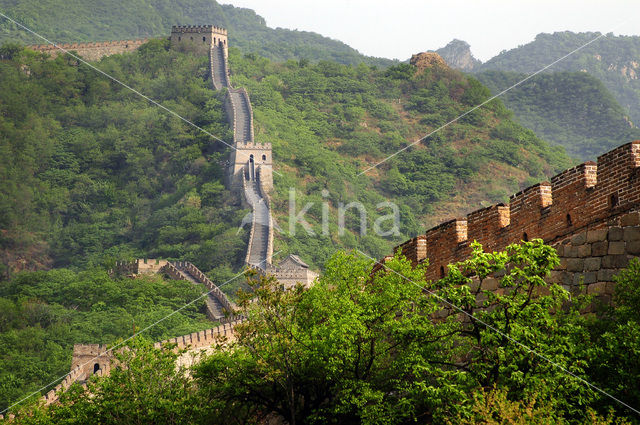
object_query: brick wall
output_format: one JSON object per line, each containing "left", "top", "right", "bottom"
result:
{"left": 384, "top": 141, "right": 640, "bottom": 284}
{"left": 28, "top": 39, "right": 148, "bottom": 61}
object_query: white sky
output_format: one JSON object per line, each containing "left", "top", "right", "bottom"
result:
{"left": 221, "top": 0, "right": 639, "bottom": 62}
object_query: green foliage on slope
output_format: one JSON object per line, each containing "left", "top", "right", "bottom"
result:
{"left": 0, "top": 268, "right": 213, "bottom": 412}
{"left": 477, "top": 70, "right": 640, "bottom": 160}
{"left": 0, "top": 0, "right": 395, "bottom": 67}
{"left": 229, "top": 50, "right": 571, "bottom": 265}
{"left": 0, "top": 40, "right": 572, "bottom": 273}
{"left": 477, "top": 31, "right": 640, "bottom": 125}
{"left": 0, "top": 40, "right": 247, "bottom": 276}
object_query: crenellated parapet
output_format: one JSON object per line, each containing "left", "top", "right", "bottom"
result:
{"left": 390, "top": 141, "right": 640, "bottom": 281}
{"left": 28, "top": 39, "right": 148, "bottom": 61}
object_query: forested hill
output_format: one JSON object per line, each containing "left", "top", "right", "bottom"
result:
{"left": 0, "top": 0, "right": 395, "bottom": 67}
{"left": 476, "top": 32, "right": 640, "bottom": 124}
{"left": 477, "top": 70, "right": 640, "bottom": 160}
{"left": 0, "top": 41, "right": 571, "bottom": 277}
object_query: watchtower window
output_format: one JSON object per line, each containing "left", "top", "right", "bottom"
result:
{"left": 262, "top": 154, "right": 266, "bottom": 161}
{"left": 93, "top": 363, "right": 100, "bottom": 374}
{"left": 440, "top": 266, "right": 445, "bottom": 279}
{"left": 203, "top": 36, "right": 206, "bottom": 42}
{"left": 178, "top": 36, "right": 181, "bottom": 41}
{"left": 522, "top": 232, "right": 529, "bottom": 242}
{"left": 566, "top": 213, "right": 573, "bottom": 227}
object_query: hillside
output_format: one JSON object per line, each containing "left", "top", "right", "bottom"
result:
{"left": 477, "top": 70, "right": 640, "bottom": 160}
{"left": 0, "top": 40, "right": 572, "bottom": 275}
{"left": 0, "top": 0, "right": 395, "bottom": 67}
{"left": 477, "top": 31, "right": 640, "bottom": 125}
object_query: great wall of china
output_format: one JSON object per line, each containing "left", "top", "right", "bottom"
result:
{"left": 382, "top": 140, "right": 640, "bottom": 304}
{"left": 5, "top": 25, "right": 637, "bottom": 418}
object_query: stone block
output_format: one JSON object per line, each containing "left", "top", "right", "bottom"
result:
{"left": 608, "top": 241, "right": 626, "bottom": 255}
{"left": 601, "top": 255, "right": 627, "bottom": 269}
{"left": 624, "top": 226, "right": 640, "bottom": 242}
{"left": 557, "top": 258, "right": 568, "bottom": 271}
{"left": 592, "top": 241, "right": 609, "bottom": 256}
{"left": 566, "top": 258, "right": 584, "bottom": 272}
{"left": 583, "top": 272, "right": 598, "bottom": 284}
{"left": 608, "top": 227, "right": 624, "bottom": 241}
{"left": 620, "top": 212, "right": 640, "bottom": 227}
{"left": 571, "top": 231, "right": 587, "bottom": 245}
{"left": 587, "top": 229, "right": 608, "bottom": 243}
{"left": 482, "top": 277, "right": 499, "bottom": 291}
{"left": 597, "top": 269, "right": 618, "bottom": 282}
{"left": 587, "top": 282, "right": 607, "bottom": 294}
{"left": 628, "top": 240, "right": 640, "bottom": 255}
{"left": 554, "top": 245, "right": 564, "bottom": 256}
{"left": 577, "top": 244, "right": 592, "bottom": 257}
{"left": 584, "top": 257, "right": 601, "bottom": 271}
{"left": 564, "top": 245, "right": 579, "bottom": 258}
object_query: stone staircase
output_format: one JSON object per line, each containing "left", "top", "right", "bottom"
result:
{"left": 163, "top": 261, "right": 237, "bottom": 322}
{"left": 210, "top": 44, "right": 229, "bottom": 89}
{"left": 243, "top": 177, "right": 271, "bottom": 269}
{"left": 229, "top": 89, "right": 253, "bottom": 143}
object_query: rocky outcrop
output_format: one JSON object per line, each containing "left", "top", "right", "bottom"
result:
{"left": 434, "top": 39, "right": 481, "bottom": 72}
{"left": 410, "top": 52, "right": 449, "bottom": 72}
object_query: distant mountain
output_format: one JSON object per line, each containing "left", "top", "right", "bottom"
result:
{"left": 476, "top": 31, "right": 640, "bottom": 124}
{"left": 477, "top": 70, "right": 640, "bottom": 160}
{"left": 0, "top": 0, "right": 396, "bottom": 67}
{"left": 433, "top": 39, "right": 481, "bottom": 72}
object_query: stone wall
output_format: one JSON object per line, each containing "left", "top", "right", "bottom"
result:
{"left": 28, "top": 39, "right": 148, "bottom": 61}
{"left": 383, "top": 141, "right": 640, "bottom": 287}
{"left": 170, "top": 25, "right": 227, "bottom": 56}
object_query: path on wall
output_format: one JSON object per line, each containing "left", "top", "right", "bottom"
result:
{"left": 210, "top": 43, "right": 272, "bottom": 270}
{"left": 165, "top": 261, "right": 236, "bottom": 321}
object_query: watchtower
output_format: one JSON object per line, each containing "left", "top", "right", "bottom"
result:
{"left": 170, "top": 25, "right": 228, "bottom": 56}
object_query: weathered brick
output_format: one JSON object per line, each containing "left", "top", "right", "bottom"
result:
{"left": 624, "top": 226, "right": 640, "bottom": 242}
{"left": 583, "top": 272, "right": 598, "bottom": 284}
{"left": 482, "top": 278, "right": 499, "bottom": 291}
{"left": 608, "top": 227, "right": 624, "bottom": 241}
{"left": 602, "top": 255, "right": 625, "bottom": 269}
{"left": 566, "top": 258, "right": 584, "bottom": 272}
{"left": 577, "top": 244, "right": 592, "bottom": 257}
{"left": 592, "top": 241, "right": 609, "bottom": 256}
{"left": 628, "top": 240, "right": 640, "bottom": 255}
{"left": 587, "top": 282, "right": 607, "bottom": 294}
{"left": 554, "top": 245, "right": 565, "bottom": 256}
{"left": 620, "top": 212, "right": 640, "bottom": 227}
{"left": 571, "top": 231, "right": 587, "bottom": 245}
{"left": 584, "top": 257, "right": 601, "bottom": 271}
{"left": 608, "top": 241, "right": 626, "bottom": 255}
{"left": 597, "top": 269, "right": 618, "bottom": 282}
{"left": 587, "top": 229, "right": 608, "bottom": 243}
{"left": 564, "top": 245, "right": 579, "bottom": 258}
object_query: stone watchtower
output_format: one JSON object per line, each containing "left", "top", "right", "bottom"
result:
{"left": 170, "top": 25, "right": 228, "bottom": 56}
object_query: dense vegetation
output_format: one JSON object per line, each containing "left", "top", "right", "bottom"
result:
{"left": 10, "top": 245, "right": 640, "bottom": 424}
{"left": 0, "top": 0, "right": 394, "bottom": 67}
{"left": 0, "top": 269, "right": 213, "bottom": 413}
{"left": 477, "top": 31, "right": 640, "bottom": 125}
{"left": 0, "top": 40, "right": 572, "bottom": 275}
{"left": 230, "top": 50, "right": 571, "bottom": 266}
{"left": 0, "top": 40, "right": 246, "bottom": 277}
{"left": 477, "top": 70, "right": 640, "bottom": 160}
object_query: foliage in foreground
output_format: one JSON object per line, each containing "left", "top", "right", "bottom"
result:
{"left": 0, "top": 269, "right": 213, "bottom": 412}
{"left": 8, "top": 245, "right": 640, "bottom": 424}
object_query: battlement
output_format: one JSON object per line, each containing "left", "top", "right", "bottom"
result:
{"left": 391, "top": 141, "right": 640, "bottom": 280}
{"left": 28, "top": 39, "right": 148, "bottom": 61}
{"left": 171, "top": 25, "right": 227, "bottom": 35}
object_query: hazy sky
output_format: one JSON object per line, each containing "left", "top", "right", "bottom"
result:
{"left": 221, "top": 0, "right": 639, "bottom": 62}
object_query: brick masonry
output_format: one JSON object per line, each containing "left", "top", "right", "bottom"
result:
{"left": 379, "top": 141, "right": 640, "bottom": 298}
{"left": 28, "top": 39, "right": 148, "bottom": 61}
